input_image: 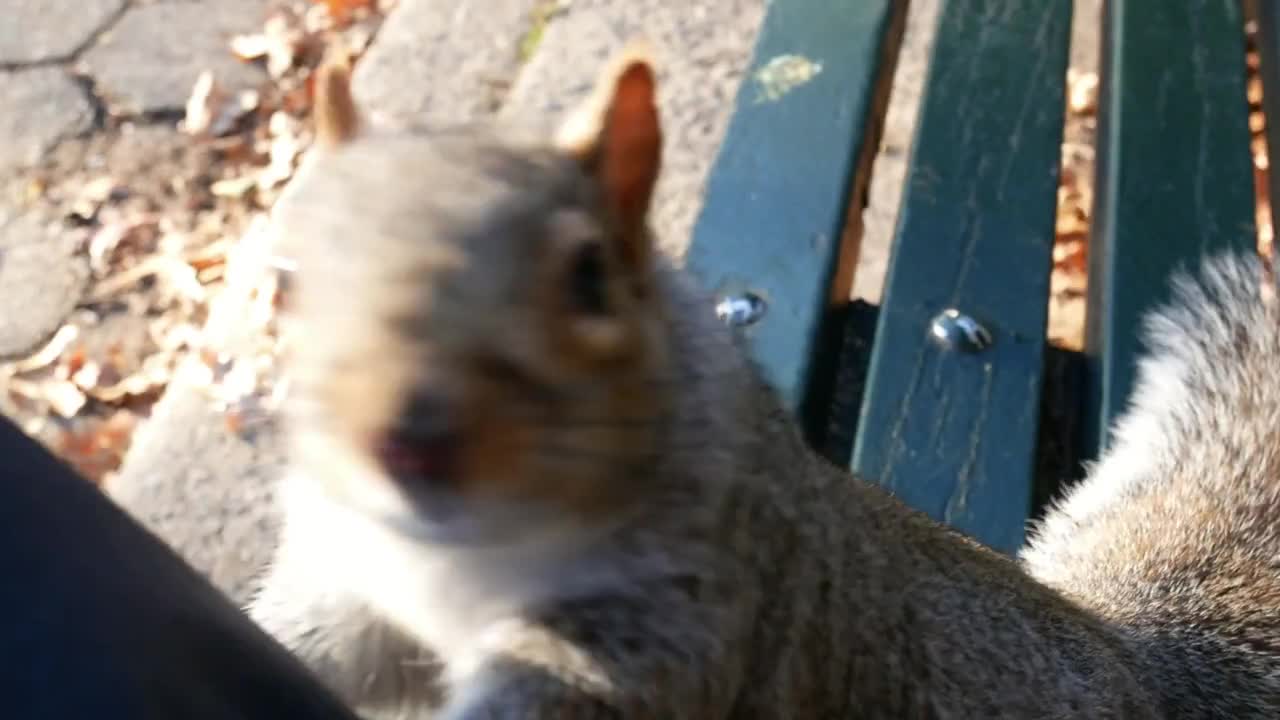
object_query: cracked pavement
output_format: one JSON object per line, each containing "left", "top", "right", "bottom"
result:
{"left": 0, "top": 0, "right": 274, "bottom": 361}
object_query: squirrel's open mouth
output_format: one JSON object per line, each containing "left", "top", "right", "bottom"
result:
{"left": 371, "top": 388, "right": 463, "bottom": 486}
{"left": 372, "top": 428, "right": 459, "bottom": 487}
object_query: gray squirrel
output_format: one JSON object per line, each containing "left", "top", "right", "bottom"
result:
{"left": 247, "top": 47, "right": 1280, "bottom": 718}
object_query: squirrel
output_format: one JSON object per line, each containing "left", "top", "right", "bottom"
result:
{"left": 247, "top": 45, "right": 1280, "bottom": 718}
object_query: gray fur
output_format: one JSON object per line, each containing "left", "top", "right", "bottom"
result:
{"left": 1022, "top": 253, "right": 1280, "bottom": 717}
{"left": 249, "top": 69, "right": 1280, "bottom": 718}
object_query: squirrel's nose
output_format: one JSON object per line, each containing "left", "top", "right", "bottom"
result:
{"left": 374, "top": 391, "right": 459, "bottom": 485}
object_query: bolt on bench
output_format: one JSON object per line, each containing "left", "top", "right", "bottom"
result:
{"left": 687, "top": 0, "right": 1261, "bottom": 554}
{"left": 0, "top": 3, "right": 1270, "bottom": 714}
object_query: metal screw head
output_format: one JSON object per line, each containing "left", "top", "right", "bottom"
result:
{"left": 715, "top": 292, "right": 767, "bottom": 327}
{"left": 929, "top": 308, "right": 993, "bottom": 352}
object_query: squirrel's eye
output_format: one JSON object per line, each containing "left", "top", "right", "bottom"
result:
{"left": 568, "top": 243, "right": 609, "bottom": 315}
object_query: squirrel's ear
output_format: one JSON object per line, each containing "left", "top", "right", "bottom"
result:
{"left": 314, "top": 48, "right": 361, "bottom": 148}
{"left": 557, "top": 43, "right": 662, "bottom": 275}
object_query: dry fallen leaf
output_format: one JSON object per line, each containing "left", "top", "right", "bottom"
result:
{"left": 1047, "top": 67, "right": 1099, "bottom": 352}
{"left": 261, "top": 9, "right": 308, "bottom": 78}
{"left": 69, "top": 175, "right": 123, "bottom": 221}
{"left": 314, "top": 0, "right": 376, "bottom": 28}
{"left": 1067, "top": 70, "right": 1098, "bottom": 115}
{"left": 71, "top": 361, "right": 102, "bottom": 391}
{"left": 182, "top": 71, "right": 258, "bottom": 138}
{"left": 56, "top": 410, "right": 139, "bottom": 485}
{"left": 1245, "top": 43, "right": 1273, "bottom": 258}
{"left": 8, "top": 325, "right": 81, "bottom": 374}
{"left": 22, "top": 178, "right": 45, "bottom": 204}
{"left": 0, "top": 0, "right": 393, "bottom": 484}
{"left": 1053, "top": 238, "right": 1088, "bottom": 274}
{"left": 90, "top": 351, "right": 175, "bottom": 403}
{"left": 229, "top": 32, "right": 273, "bottom": 61}
{"left": 87, "top": 216, "right": 158, "bottom": 277}
{"left": 211, "top": 176, "right": 258, "bottom": 199}
{"left": 44, "top": 380, "right": 87, "bottom": 419}
{"left": 182, "top": 71, "right": 222, "bottom": 136}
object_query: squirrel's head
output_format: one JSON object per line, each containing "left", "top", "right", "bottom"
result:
{"left": 273, "top": 45, "right": 676, "bottom": 545}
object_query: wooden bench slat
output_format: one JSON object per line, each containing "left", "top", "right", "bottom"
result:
{"left": 686, "top": 0, "right": 907, "bottom": 438}
{"left": 850, "top": 0, "right": 1072, "bottom": 555}
{"left": 1082, "top": 0, "right": 1256, "bottom": 459}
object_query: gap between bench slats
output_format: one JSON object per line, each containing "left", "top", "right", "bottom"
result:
{"left": 1253, "top": 1, "right": 1280, "bottom": 243}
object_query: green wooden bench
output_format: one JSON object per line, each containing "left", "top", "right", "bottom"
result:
{"left": 688, "top": 0, "right": 1259, "bottom": 554}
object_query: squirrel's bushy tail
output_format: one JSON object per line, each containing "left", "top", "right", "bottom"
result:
{"left": 1022, "top": 251, "right": 1280, "bottom": 717}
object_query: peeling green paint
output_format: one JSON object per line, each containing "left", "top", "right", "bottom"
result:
{"left": 754, "top": 54, "right": 823, "bottom": 102}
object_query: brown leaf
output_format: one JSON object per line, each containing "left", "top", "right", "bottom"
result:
{"left": 87, "top": 216, "right": 158, "bottom": 277}
{"left": 64, "top": 346, "right": 87, "bottom": 378}
{"left": 88, "top": 352, "right": 175, "bottom": 403}
{"left": 55, "top": 411, "right": 138, "bottom": 484}
{"left": 280, "top": 80, "right": 313, "bottom": 115}
{"left": 224, "top": 408, "right": 246, "bottom": 435}
{"left": 1053, "top": 238, "right": 1088, "bottom": 274}
{"left": 314, "top": 0, "right": 376, "bottom": 27}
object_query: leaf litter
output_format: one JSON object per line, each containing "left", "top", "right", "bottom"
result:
{"left": 1046, "top": 67, "right": 1095, "bottom": 351}
{"left": 0, "top": 0, "right": 394, "bottom": 484}
{"left": 1047, "top": 22, "right": 1272, "bottom": 351}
